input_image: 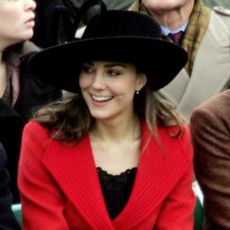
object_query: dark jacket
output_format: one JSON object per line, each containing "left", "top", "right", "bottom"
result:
{"left": 0, "top": 101, "right": 24, "bottom": 204}
{"left": 32, "top": 0, "right": 136, "bottom": 48}
{"left": 0, "top": 143, "right": 21, "bottom": 230}
{"left": 0, "top": 54, "right": 62, "bottom": 203}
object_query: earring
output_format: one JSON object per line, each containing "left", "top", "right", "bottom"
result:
{"left": 136, "top": 91, "right": 140, "bottom": 95}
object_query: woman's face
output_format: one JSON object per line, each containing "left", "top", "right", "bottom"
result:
{"left": 0, "top": 0, "right": 36, "bottom": 48}
{"left": 79, "top": 61, "right": 146, "bottom": 121}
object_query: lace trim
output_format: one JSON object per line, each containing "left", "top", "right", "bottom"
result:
{"left": 97, "top": 167, "right": 137, "bottom": 192}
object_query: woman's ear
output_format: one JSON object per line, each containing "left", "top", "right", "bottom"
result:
{"left": 136, "top": 73, "right": 147, "bottom": 91}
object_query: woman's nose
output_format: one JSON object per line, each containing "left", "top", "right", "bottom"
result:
{"left": 91, "top": 74, "right": 106, "bottom": 90}
{"left": 24, "top": 0, "right": 36, "bottom": 11}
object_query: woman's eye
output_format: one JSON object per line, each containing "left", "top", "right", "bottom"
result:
{"left": 107, "top": 69, "right": 121, "bottom": 77}
{"left": 81, "top": 65, "right": 94, "bottom": 73}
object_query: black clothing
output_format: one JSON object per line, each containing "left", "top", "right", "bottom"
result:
{"left": 0, "top": 55, "right": 61, "bottom": 202}
{"left": 32, "top": 0, "right": 135, "bottom": 48}
{"left": 0, "top": 143, "right": 21, "bottom": 230}
{"left": 0, "top": 102, "right": 24, "bottom": 204}
{"left": 97, "top": 167, "right": 137, "bottom": 220}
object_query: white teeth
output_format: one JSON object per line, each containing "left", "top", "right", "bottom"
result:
{"left": 92, "top": 95, "right": 112, "bottom": 102}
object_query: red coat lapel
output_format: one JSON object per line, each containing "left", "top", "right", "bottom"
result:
{"left": 42, "top": 136, "right": 114, "bottom": 229}
{"left": 42, "top": 123, "right": 190, "bottom": 229}
{"left": 113, "top": 123, "right": 190, "bottom": 229}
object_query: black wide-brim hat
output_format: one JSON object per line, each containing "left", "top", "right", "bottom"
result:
{"left": 28, "top": 10, "right": 188, "bottom": 93}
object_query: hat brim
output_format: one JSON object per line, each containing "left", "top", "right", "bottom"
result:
{"left": 29, "top": 37, "right": 187, "bottom": 92}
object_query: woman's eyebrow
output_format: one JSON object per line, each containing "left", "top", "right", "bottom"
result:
{"left": 104, "top": 62, "right": 127, "bottom": 68}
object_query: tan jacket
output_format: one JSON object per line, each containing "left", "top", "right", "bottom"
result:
{"left": 130, "top": 3, "right": 230, "bottom": 118}
{"left": 161, "top": 9, "right": 230, "bottom": 118}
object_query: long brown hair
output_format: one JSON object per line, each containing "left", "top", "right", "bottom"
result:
{"left": 33, "top": 83, "right": 186, "bottom": 143}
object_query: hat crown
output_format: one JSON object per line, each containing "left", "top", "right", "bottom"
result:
{"left": 82, "top": 10, "right": 161, "bottom": 39}
{"left": 29, "top": 9, "right": 187, "bottom": 93}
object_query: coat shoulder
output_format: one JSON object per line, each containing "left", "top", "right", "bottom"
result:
{"left": 208, "top": 7, "right": 230, "bottom": 46}
{"left": 23, "top": 121, "right": 51, "bottom": 144}
{"left": 213, "top": 6, "right": 230, "bottom": 17}
{"left": 191, "top": 90, "right": 230, "bottom": 137}
{"left": 211, "top": 6, "right": 230, "bottom": 29}
{"left": 192, "top": 90, "right": 230, "bottom": 116}
{"left": 158, "top": 126, "right": 193, "bottom": 162}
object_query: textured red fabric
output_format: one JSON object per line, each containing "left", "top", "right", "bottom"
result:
{"left": 18, "top": 121, "right": 195, "bottom": 230}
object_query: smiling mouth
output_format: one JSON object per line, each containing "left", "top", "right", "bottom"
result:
{"left": 91, "top": 95, "right": 114, "bottom": 102}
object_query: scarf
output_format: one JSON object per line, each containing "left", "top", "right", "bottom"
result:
{"left": 182, "top": 0, "right": 210, "bottom": 75}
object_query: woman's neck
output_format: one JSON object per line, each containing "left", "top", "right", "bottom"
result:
{"left": 90, "top": 115, "right": 141, "bottom": 144}
{"left": 147, "top": 1, "right": 194, "bottom": 30}
{"left": 89, "top": 114, "right": 142, "bottom": 174}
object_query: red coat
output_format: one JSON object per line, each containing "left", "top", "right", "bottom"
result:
{"left": 18, "top": 121, "right": 195, "bottom": 230}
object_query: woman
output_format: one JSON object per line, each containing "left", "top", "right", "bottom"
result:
{"left": 0, "top": 0, "right": 62, "bottom": 202}
{"left": 18, "top": 9, "right": 195, "bottom": 229}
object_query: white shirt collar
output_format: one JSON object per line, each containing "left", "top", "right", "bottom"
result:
{"left": 161, "top": 21, "right": 189, "bottom": 36}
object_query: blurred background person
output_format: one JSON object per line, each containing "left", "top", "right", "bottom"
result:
{"left": 130, "top": 0, "right": 230, "bottom": 118}
{"left": 0, "top": 0, "right": 62, "bottom": 202}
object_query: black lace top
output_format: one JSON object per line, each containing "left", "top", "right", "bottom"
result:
{"left": 97, "top": 167, "right": 137, "bottom": 220}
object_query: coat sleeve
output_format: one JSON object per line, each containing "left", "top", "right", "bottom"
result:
{"left": 155, "top": 127, "right": 195, "bottom": 230}
{"left": 191, "top": 106, "right": 230, "bottom": 229}
{"left": 0, "top": 143, "right": 21, "bottom": 230}
{"left": 18, "top": 121, "right": 70, "bottom": 230}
